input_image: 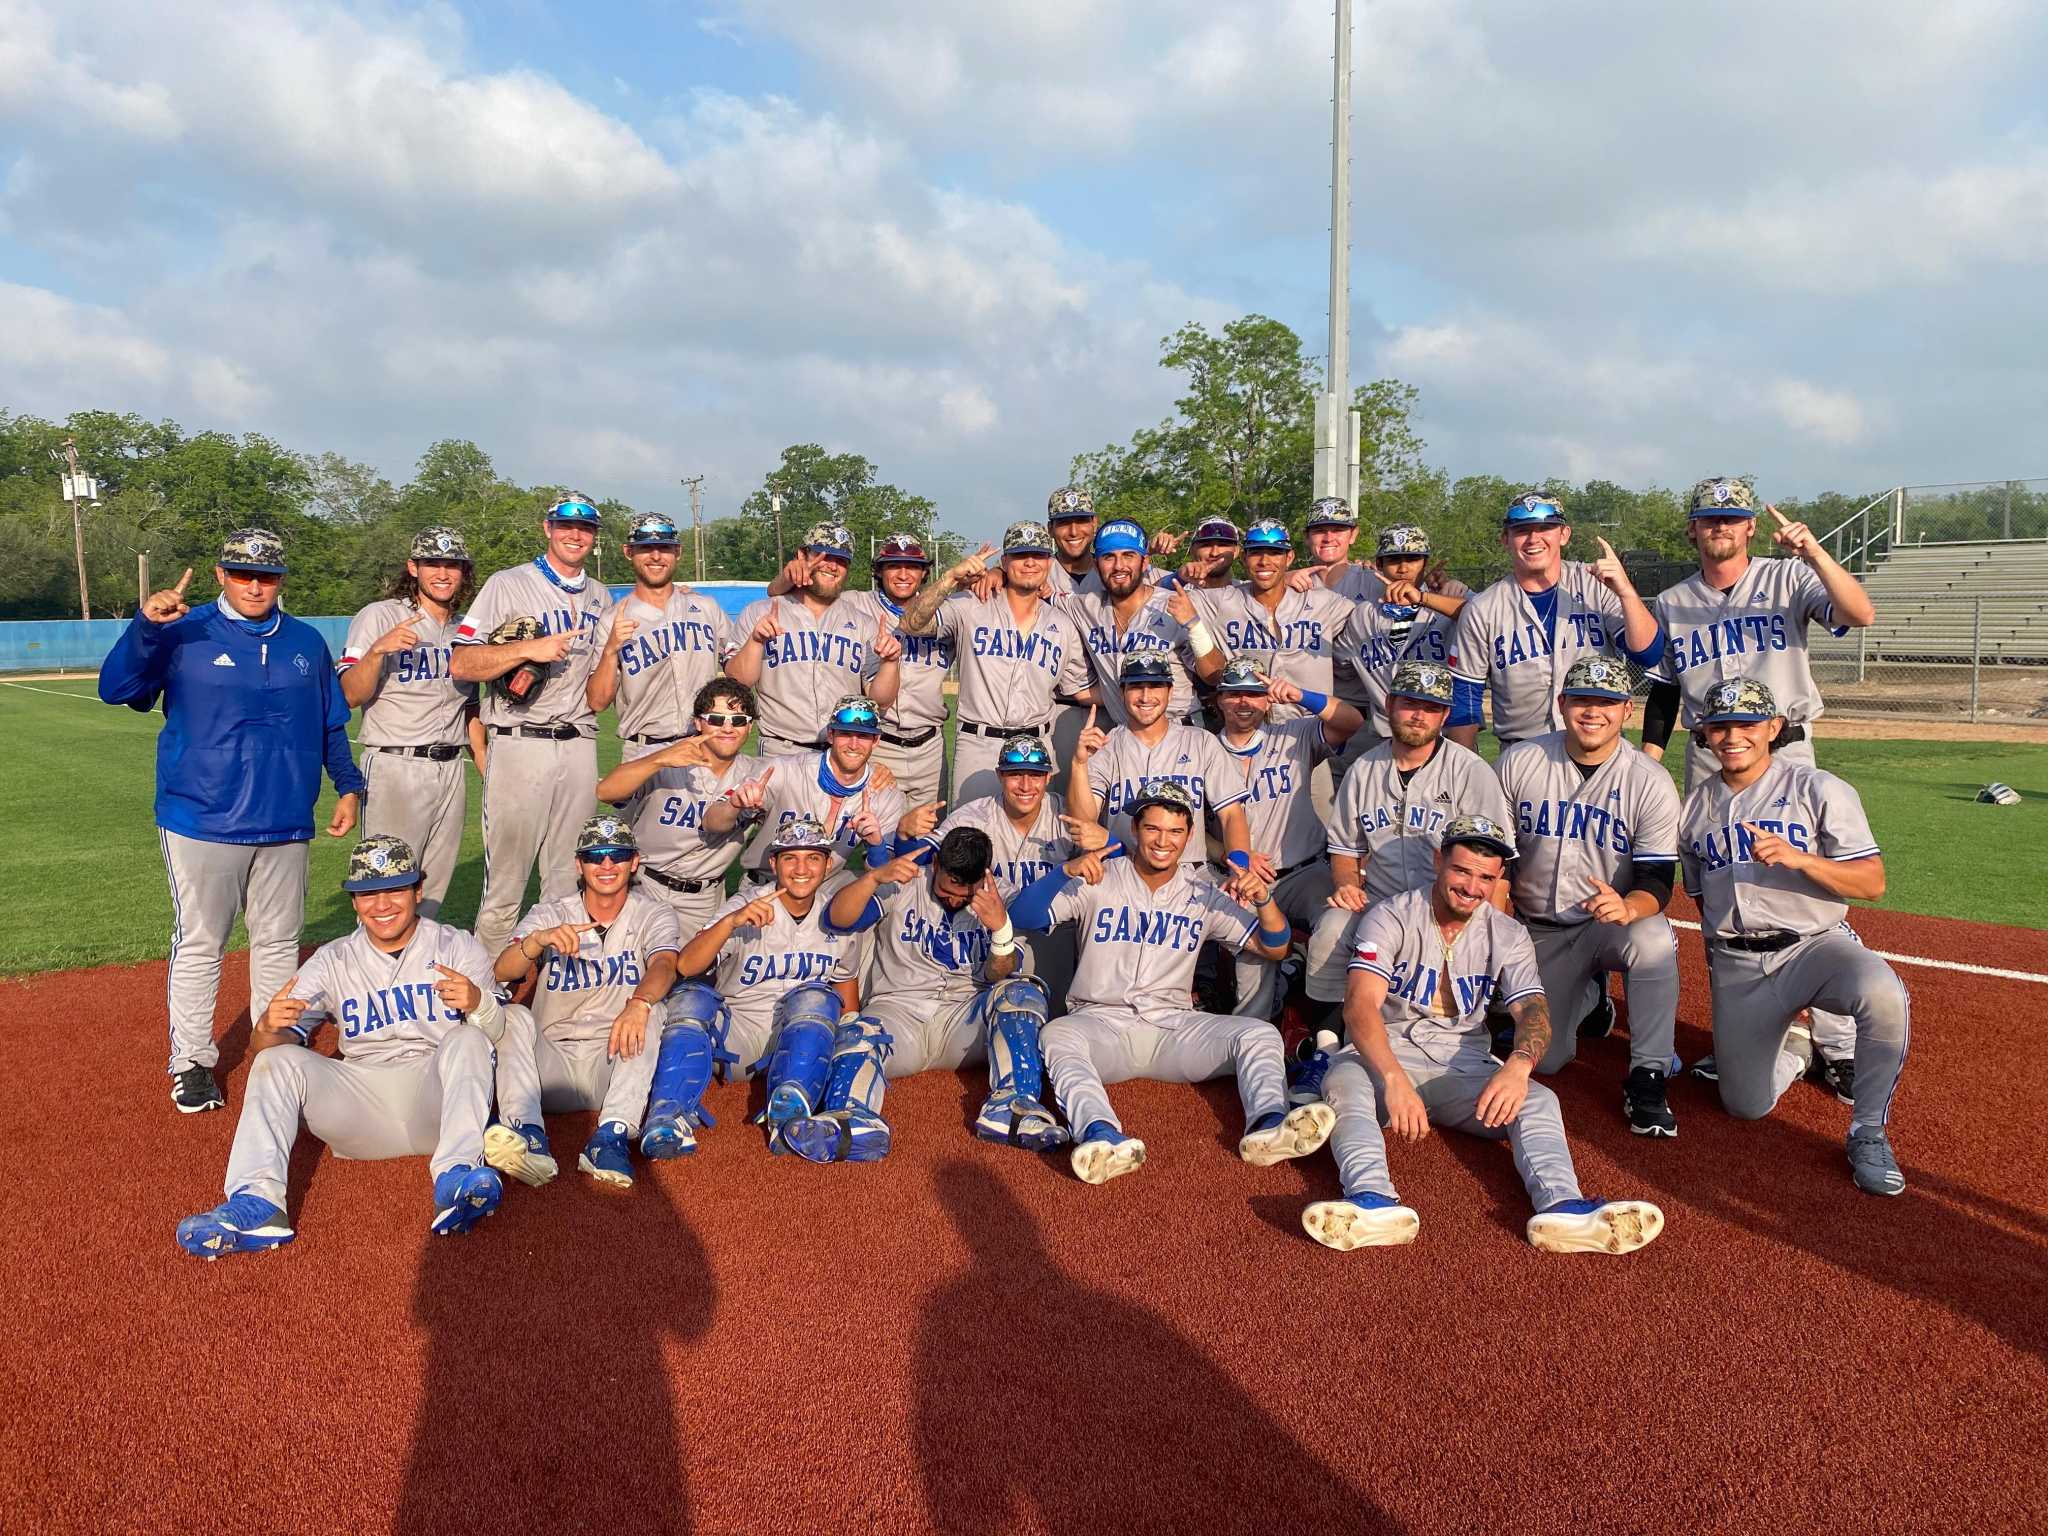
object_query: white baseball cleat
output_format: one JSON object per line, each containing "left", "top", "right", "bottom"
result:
{"left": 484, "top": 1122, "right": 559, "bottom": 1188}
{"left": 1525, "top": 1198, "right": 1665, "bottom": 1254}
{"left": 1070, "top": 1129, "right": 1147, "bottom": 1185}
{"left": 1238, "top": 1103, "right": 1336, "bottom": 1166}
{"left": 1302, "top": 1195, "right": 1420, "bottom": 1251}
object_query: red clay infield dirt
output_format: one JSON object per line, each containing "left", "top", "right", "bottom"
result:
{"left": 5, "top": 901, "right": 2045, "bottom": 1535}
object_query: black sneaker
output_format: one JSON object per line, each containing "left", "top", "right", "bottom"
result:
{"left": 1623, "top": 1066, "right": 1677, "bottom": 1138}
{"left": 1810, "top": 1054, "right": 1855, "bottom": 1105}
{"left": 172, "top": 1064, "right": 225, "bottom": 1114}
{"left": 1578, "top": 992, "right": 1616, "bottom": 1039}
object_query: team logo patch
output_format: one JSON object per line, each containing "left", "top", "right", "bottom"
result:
{"left": 293, "top": 654, "right": 310, "bottom": 676}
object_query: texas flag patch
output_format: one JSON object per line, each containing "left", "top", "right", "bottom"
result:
{"left": 1354, "top": 942, "right": 1378, "bottom": 964}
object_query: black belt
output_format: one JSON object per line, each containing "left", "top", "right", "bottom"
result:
{"left": 1715, "top": 931, "right": 1803, "bottom": 954}
{"left": 878, "top": 725, "right": 939, "bottom": 748}
{"left": 624, "top": 732, "right": 683, "bottom": 746}
{"left": 370, "top": 744, "right": 463, "bottom": 761}
{"left": 643, "top": 866, "right": 712, "bottom": 894}
{"left": 1695, "top": 724, "right": 1806, "bottom": 746}
{"left": 959, "top": 720, "right": 1044, "bottom": 740}
{"left": 489, "top": 723, "right": 586, "bottom": 741}
{"left": 1275, "top": 856, "right": 1327, "bottom": 880}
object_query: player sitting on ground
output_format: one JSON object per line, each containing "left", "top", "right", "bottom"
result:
{"left": 1009, "top": 780, "right": 1334, "bottom": 1185}
{"left": 176, "top": 835, "right": 504, "bottom": 1257}
{"left": 1678, "top": 678, "right": 1911, "bottom": 1196}
{"left": 1304, "top": 817, "right": 1667, "bottom": 1255}
{"left": 486, "top": 813, "right": 681, "bottom": 1192}
{"left": 768, "top": 826, "right": 1064, "bottom": 1163}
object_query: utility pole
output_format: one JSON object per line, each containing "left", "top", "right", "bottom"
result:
{"left": 681, "top": 474, "right": 706, "bottom": 582}
{"left": 57, "top": 436, "right": 98, "bottom": 622}
{"left": 1314, "top": 0, "right": 1362, "bottom": 509}
{"left": 769, "top": 487, "right": 786, "bottom": 568}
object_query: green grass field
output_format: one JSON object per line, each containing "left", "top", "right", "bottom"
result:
{"left": 2, "top": 676, "right": 2042, "bottom": 975}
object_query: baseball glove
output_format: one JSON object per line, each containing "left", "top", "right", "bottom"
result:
{"left": 1978, "top": 782, "right": 2023, "bottom": 806}
{"left": 486, "top": 616, "right": 546, "bottom": 704}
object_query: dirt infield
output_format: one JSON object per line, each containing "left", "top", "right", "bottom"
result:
{"left": 6, "top": 903, "right": 2045, "bottom": 1535}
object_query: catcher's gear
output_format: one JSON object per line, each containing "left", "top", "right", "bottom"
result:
{"left": 486, "top": 615, "right": 546, "bottom": 704}
{"left": 1978, "top": 782, "right": 2022, "bottom": 805}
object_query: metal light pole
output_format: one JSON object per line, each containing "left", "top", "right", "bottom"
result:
{"left": 1313, "top": 0, "right": 1362, "bottom": 509}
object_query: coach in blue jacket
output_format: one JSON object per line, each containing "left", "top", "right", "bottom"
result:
{"left": 99, "top": 528, "right": 366, "bottom": 1113}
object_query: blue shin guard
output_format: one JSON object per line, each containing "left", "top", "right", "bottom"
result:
{"left": 756, "top": 984, "right": 842, "bottom": 1152}
{"left": 643, "top": 985, "right": 731, "bottom": 1159}
{"left": 783, "top": 1015, "right": 896, "bottom": 1165}
{"left": 976, "top": 977, "right": 1068, "bottom": 1150}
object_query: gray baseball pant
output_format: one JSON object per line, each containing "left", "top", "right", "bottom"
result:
{"left": 1323, "top": 1038, "right": 1583, "bottom": 1209}
{"left": 1232, "top": 861, "right": 1339, "bottom": 1019}
{"left": 159, "top": 829, "right": 309, "bottom": 1075}
{"left": 1042, "top": 1007, "right": 1288, "bottom": 1138}
{"left": 495, "top": 1003, "right": 661, "bottom": 1135}
{"left": 1706, "top": 927, "right": 1910, "bottom": 1133}
{"left": 873, "top": 730, "right": 946, "bottom": 811}
{"left": 1330, "top": 721, "right": 1383, "bottom": 786}
{"left": 953, "top": 723, "right": 1052, "bottom": 806}
{"left": 643, "top": 881, "right": 724, "bottom": 943}
{"left": 1047, "top": 703, "right": 1090, "bottom": 786}
{"left": 1305, "top": 902, "right": 1366, "bottom": 1007}
{"left": 757, "top": 731, "right": 819, "bottom": 759}
{"left": 475, "top": 735, "right": 597, "bottom": 959}
{"left": 1019, "top": 922, "right": 1078, "bottom": 1012}
{"left": 1528, "top": 915, "right": 1679, "bottom": 1076}
{"left": 361, "top": 750, "right": 467, "bottom": 918}
{"left": 865, "top": 993, "right": 989, "bottom": 1075}
{"left": 221, "top": 1029, "right": 493, "bottom": 1206}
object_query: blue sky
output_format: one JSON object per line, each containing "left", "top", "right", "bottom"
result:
{"left": 5, "top": 1, "right": 2048, "bottom": 545}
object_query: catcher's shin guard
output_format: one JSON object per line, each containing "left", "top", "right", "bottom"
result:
{"left": 977, "top": 977, "right": 1067, "bottom": 1149}
{"left": 643, "top": 985, "right": 731, "bottom": 1159}
{"left": 756, "top": 984, "right": 842, "bottom": 1151}
{"left": 783, "top": 1014, "right": 896, "bottom": 1164}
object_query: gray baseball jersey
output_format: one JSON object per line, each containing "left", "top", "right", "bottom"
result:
{"left": 613, "top": 752, "right": 762, "bottom": 884}
{"left": 864, "top": 871, "right": 1000, "bottom": 1008}
{"left": 925, "top": 792, "right": 1073, "bottom": 897}
{"left": 285, "top": 918, "right": 497, "bottom": 1064}
{"left": 1219, "top": 716, "right": 1332, "bottom": 868}
{"left": 1053, "top": 587, "right": 1203, "bottom": 726}
{"left": 841, "top": 589, "right": 955, "bottom": 735}
{"left": 1338, "top": 603, "right": 1459, "bottom": 738}
{"left": 1348, "top": 888, "right": 1545, "bottom": 1055}
{"left": 934, "top": 591, "right": 1092, "bottom": 727}
{"left": 1449, "top": 563, "right": 1629, "bottom": 743}
{"left": 594, "top": 587, "right": 734, "bottom": 743}
{"left": 455, "top": 557, "right": 610, "bottom": 729}
{"left": 1044, "top": 858, "right": 1257, "bottom": 1020}
{"left": 1044, "top": 562, "right": 1169, "bottom": 598}
{"left": 1680, "top": 757, "right": 1879, "bottom": 939}
{"left": 512, "top": 889, "right": 682, "bottom": 1040}
{"left": 706, "top": 874, "right": 864, "bottom": 1040}
{"left": 1495, "top": 732, "right": 1681, "bottom": 922}
{"left": 340, "top": 599, "right": 471, "bottom": 746}
{"left": 1189, "top": 582, "right": 1356, "bottom": 720}
{"left": 741, "top": 750, "right": 910, "bottom": 873}
{"left": 728, "top": 595, "right": 876, "bottom": 746}
{"left": 1325, "top": 738, "right": 1512, "bottom": 903}
{"left": 1650, "top": 558, "right": 1848, "bottom": 727}
{"left": 1083, "top": 722, "right": 1252, "bottom": 867}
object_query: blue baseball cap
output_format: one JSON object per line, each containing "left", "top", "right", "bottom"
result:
{"left": 1503, "top": 491, "right": 1568, "bottom": 528}
{"left": 547, "top": 494, "right": 603, "bottom": 527}
{"left": 1093, "top": 519, "right": 1147, "bottom": 556}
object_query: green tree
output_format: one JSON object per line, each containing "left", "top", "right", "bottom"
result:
{"left": 723, "top": 445, "right": 939, "bottom": 587}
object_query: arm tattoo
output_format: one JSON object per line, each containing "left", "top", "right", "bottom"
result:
{"left": 898, "top": 577, "right": 953, "bottom": 635}
{"left": 1507, "top": 994, "right": 1552, "bottom": 1065}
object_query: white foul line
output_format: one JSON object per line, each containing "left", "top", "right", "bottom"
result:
{"left": 0, "top": 680, "right": 105, "bottom": 700}
{"left": 1670, "top": 917, "right": 2048, "bottom": 986}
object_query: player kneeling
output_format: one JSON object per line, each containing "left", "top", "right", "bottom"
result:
{"left": 486, "top": 814, "right": 681, "bottom": 1191}
{"left": 1010, "top": 780, "right": 1333, "bottom": 1184}
{"left": 176, "top": 835, "right": 506, "bottom": 1257}
{"left": 1304, "top": 817, "right": 1665, "bottom": 1255}
{"left": 771, "top": 827, "right": 1063, "bottom": 1163}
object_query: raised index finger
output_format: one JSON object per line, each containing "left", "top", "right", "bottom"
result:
{"left": 1766, "top": 505, "right": 1790, "bottom": 528}
{"left": 172, "top": 568, "right": 193, "bottom": 594}
{"left": 1596, "top": 536, "right": 1619, "bottom": 562}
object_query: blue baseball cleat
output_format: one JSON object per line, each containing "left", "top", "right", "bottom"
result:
{"left": 1526, "top": 1197, "right": 1665, "bottom": 1254}
{"left": 1302, "top": 1190, "right": 1421, "bottom": 1250}
{"left": 429, "top": 1164, "right": 503, "bottom": 1236}
{"left": 783, "top": 1108, "right": 893, "bottom": 1165}
{"left": 1286, "top": 1029, "right": 1339, "bottom": 1107}
{"left": 483, "top": 1121, "right": 558, "bottom": 1187}
{"left": 973, "top": 1092, "right": 1067, "bottom": 1151}
{"left": 176, "top": 1190, "right": 295, "bottom": 1260}
{"left": 1069, "top": 1120, "right": 1146, "bottom": 1185}
{"left": 640, "top": 1114, "right": 698, "bottom": 1160}
{"left": 578, "top": 1121, "right": 635, "bottom": 1188}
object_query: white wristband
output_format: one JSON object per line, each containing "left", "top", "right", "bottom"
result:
{"left": 468, "top": 989, "right": 506, "bottom": 1045}
{"left": 989, "top": 919, "right": 1017, "bottom": 957}
{"left": 1189, "top": 620, "right": 1217, "bottom": 658}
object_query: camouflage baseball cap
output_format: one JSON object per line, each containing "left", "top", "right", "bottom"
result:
{"left": 218, "top": 528, "right": 287, "bottom": 574}
{"left": 1699, "top": 678, "right": 1779, "bottom": 723}
{"left": 1242, "top": 517, "right": 1292, "bottom": 551}
{"left": 1127, "top": 778, "right": 1199, "bottom": 823}
{"left": 769, "top": 814, "right": 833, "bottom": 855}
{"left": 1559, "top": 655, "right": 1635, "bottom": 701}
{"left": 1046, "top": 486, "right": 1096, "bottom": 522}
{"left": 409, "top": 526, "right": 471, "bottom": 563}
{"left": 1117, "top": 652, "right": 1173, "bottom": 687}
{"left": 342, "top": 833, "right": 422, "bottom": 893}
{"left": 1002, "top": 520, "right": 1055, "bottom": 556}
{"left": 996, "top": 732, "right": 1056, "bottom": 773}
{"left": 1192, "top": 517, "right": 1242, "bottom": 546}
{"left": 1687, "top": 476, "right": 1758, "bottom": 518}
{"left": 1305, "top": 496, "right": 1357, "bottom": 530}
{"left": 546, "top": 493, "right": 602, "bottom": 526}
{"left": 624, "top": 513, "right": 681, "bottom": 547}
{"left": 801, "top": 521, "right": 854, "bottom": 558}
{"left": 1503, "top": 491, "right": 1568, "bottom": 528}
{"left": 576, "top": 812, "right": 638, "bottom": 857}
{"left": 825, "top": 695, "right": 881, "bottom": 735}
{"left": 873, "top": 532, "right": 931, "bottom": 566}
{"left": 1374, "top": 524, "right": 1431, "bottom": 559}
{"left": 1388, "top": 659, "right": 1454, "bottom": 705}
{"left": 1440, "top": 814, "right": 1517, "bottom": 860}
{"left": 1215, "top": 658, "right": 1269, "bottom": 693}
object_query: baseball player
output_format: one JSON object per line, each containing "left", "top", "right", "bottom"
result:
{"left": 587, "top": 512, "right": 735, "bottom": 760}
{"left": 1210, "top": 659, "right": 1365, "bottom": 1018}
{"left": 449, "top": 493, "right": 614, "bottom": 959}
{"left": 898, "top": 521, "right": 1095, "bottom": 803}
{"left": 1298, "top": 497, "right": 1385, "bottom": 600}
{"left": 1069, "top": 653, "right": 1255, "bottom": 874}
{"left": 1332, "top": 524, "right": 1468, "bottom": 765}
{"left": 485, "top": 813, "right": 682, "bottom": 1191}
{"left": 1174, "top": 516, "right": 1244, "bottom": 592}
{"left": 726, "top": 521, "right": 901, "bottom": 757}
{"left": 1302, "top": 661, "right": 1512, "bottom": 1058}
{"left": 1187, "top": 518, "right": 1357, "bottom": 723}
{"left": 595, "top": 678, "right": 764, "bottom": 936}
{"left": 338, "top": 526, "right": 482, "bottom": 919}
{"left": 835, "top": 533, "right": 953, "bottom": 807}
{"left": 728, "top": 696, "right": 918, "bottom": 878}
{"left": 1494, "top": 657, "right": 1683, "bottom": 1138}
{"left": 1303, "top": 816, "right": 1667, "bottom": 1253}
{"left": 1446, "top": 491, "right": 1664, "bottom": 751}
{"left": 1679, "top": 679, "right": 1910, "bottom": 1196}
{"left": 1052, "top": 517, "right": 1223, "bottom": 730}
{"left": 174, "top": 834, "right": 504, "bottom": 1257}
{"left": 1010, "top": 781, "right": 1335, "bottom": 1184}
{"left": 774, "top": 827, "right": 1065, "bottom": 1161}
{"left": 1042, "top": 484, "right": 1103, "bottom": 598}
{"left": 99, "top": 528, "right": 366, "bottom": 1113}
{"left": 1643, "top": 477, "right": 1877, "bottom": 1093}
